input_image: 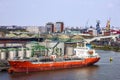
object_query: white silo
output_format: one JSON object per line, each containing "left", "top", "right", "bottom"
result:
{"left": 0, "top": 49, "right": 6, "bottom": 60}
{"left": 66, "top": 47, "right": 74, "bottom": 56}
{"left": 18, "top": 48, "right": 24, "bottom": 59}
{"left": 26, "top": 49, "right": 32, "bottom": 58}
{"left": 8, "top": 50, "right": 16, "bottom": 60}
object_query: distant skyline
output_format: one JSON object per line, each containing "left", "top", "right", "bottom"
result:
{"left": 0, "top": 0, "right": 120, "bottom": 28}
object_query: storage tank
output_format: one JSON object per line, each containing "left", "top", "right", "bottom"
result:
{"left": 8, "top": 50, "right": 16, "bottom": 60}
{"left": 66, "top": 47, "right": 74, "bottom": 56}
{"left": 18, "top": 49, "right": 24, "bottom": 59}
{"left": 26, "top": 50, "right": 32, "bottom": 58}
{"left": 0, "top": 50, "right": 6, "bottom": 60}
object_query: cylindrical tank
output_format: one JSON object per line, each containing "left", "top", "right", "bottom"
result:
{"left": 0, "top": 51, "right": 6, "bottom": 60}
{"left": 26, "top": 50, "right": 32, "bottom": 58}
{"left": 18, "top": 50, "right": 24, "bottom": 59}
{"left": 66, "top": 47, "right": 74, "bottom": 56}
{"left": 8, "top": 51, "right": 16, "bottom": 60}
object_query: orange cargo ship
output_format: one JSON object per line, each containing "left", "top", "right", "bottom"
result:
{"left": 8, "top": 44, "right": 100, "bottom": 73}
{"left": 8, "top": 57, "right": 100, "bottom": 73}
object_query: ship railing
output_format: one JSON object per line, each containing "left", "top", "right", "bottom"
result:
{"left": 87, "top": 54, "right": 100, "bottom": 58}
{"left": 64, "top": 55, "right": 84, "bottom": 61}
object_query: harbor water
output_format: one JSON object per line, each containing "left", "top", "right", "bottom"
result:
{"left": 0, "top": 50, "right": 120, "bottom": 80}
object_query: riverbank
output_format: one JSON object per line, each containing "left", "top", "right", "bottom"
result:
{"left": 92, "top": 45, "right": 120, "bottom": 52}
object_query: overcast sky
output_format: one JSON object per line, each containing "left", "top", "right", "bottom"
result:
{"left": 0, "top": 0, "right": 120, "bottom": 28}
